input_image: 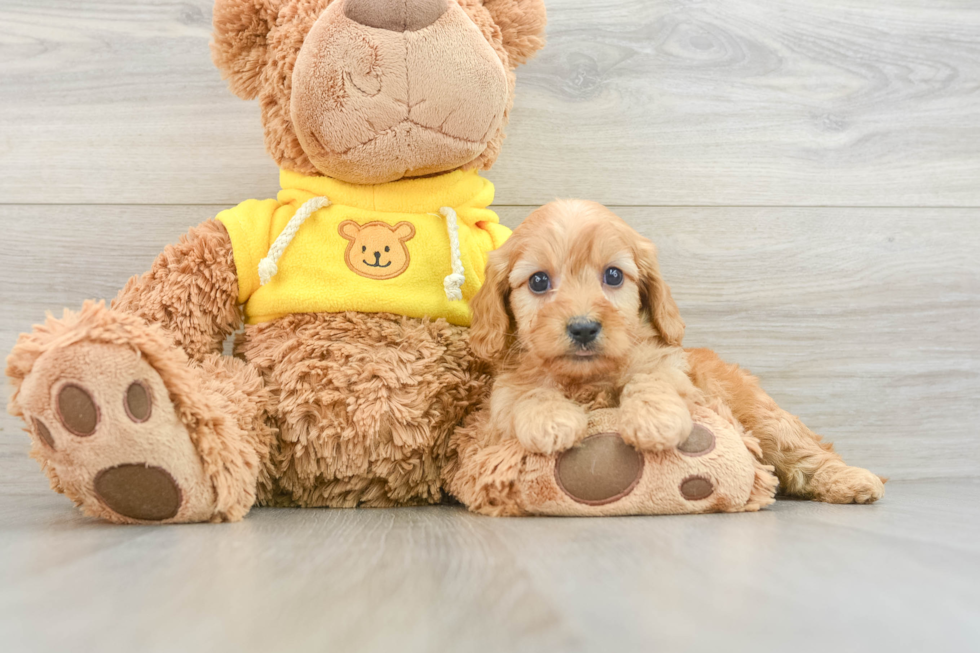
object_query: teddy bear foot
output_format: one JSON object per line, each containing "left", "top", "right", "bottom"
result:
{"left": 15, "top": 338, "right": 218, "bottom": 523}
{"left": 449, "top": 405, "right": 779, "bottom": 517}
{"left": 553, "top": 422, "right": 729, "bottom": 506}
{"left": 2, "top": 302, "right": 258, "bottom": 524}
{"left": 538, "top": 407, "right": 777, "bottom": 515}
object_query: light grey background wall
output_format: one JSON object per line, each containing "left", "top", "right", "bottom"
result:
{"left": 2, "top": 0, "right": 978, "bottom": 486}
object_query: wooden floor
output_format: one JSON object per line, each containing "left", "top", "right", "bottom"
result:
{"left": 1, "top": 0, "right": 979, "bottom": 650}
{"left": 0, "top": 478, "right": 978, "bottom": 653}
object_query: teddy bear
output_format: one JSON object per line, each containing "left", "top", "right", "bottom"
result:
{"left": 5, "top": 0, "right": 547, "bottom": 524}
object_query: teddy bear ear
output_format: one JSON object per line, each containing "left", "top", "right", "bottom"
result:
{"left": 482, "top": 0, "right": 547, "bottom": 67}
{"left": 211, "top": 0, "right": 286, "bottom": 100}
{"left": 338, "top": 220, "right": 361, "bottom": 240}
{"left": 393, "top": 222, "right": 416, "bottom": 241}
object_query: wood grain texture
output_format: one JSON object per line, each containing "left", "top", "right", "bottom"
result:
{"left": 1, "top": 0, "right": 979, "bottom": 205}
{"left": 2, "top": 204, "right": 977, "bottom": 484}
{"left": 0, "top": 480, "right": 978, "bottom": 653}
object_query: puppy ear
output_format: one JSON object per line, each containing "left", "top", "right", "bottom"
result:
{"left": 636, "top": 239, "right": 685, "bottom": 347}
{"left": 211, "top": 0, "right": 286, "bottom": 100}
{"left": 482, "top": 0, "right": 547, "bottom": 67}
{"left": 469, "top": 247, "right": 514, "bottom": 362}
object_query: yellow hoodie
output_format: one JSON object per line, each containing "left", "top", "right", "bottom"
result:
{"left": 217, "top": 169, "right": 511, "bottom": 327}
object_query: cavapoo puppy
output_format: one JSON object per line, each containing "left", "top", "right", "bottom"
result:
{"left": 468, "top": 200, "right": 884, "bottom": 504}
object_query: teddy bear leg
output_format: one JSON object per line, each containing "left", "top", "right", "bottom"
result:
{"left": 7, "top": 303, "right": 272, "bottom": 524}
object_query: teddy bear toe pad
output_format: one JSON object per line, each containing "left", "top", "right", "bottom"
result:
{"left": 679, "top": 475, "right": 715, "bottom": 501}
{"left": 56, "top": 383, "right": 100, "bottom": 436}
{"left": 678, "top": 424, "right": 716, "bottom": 456}
{"left": 17, "top": 341, "right": 215, "bottom": 524}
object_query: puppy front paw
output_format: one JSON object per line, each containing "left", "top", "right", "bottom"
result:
{"left": 514, "top": 402, "right": 588, "bottom": 455}
{"left": 619, "top": 396, "right": 693, "bottom": 452}
{"left": 808, "top": 464, "right": 886, "bottom": 504}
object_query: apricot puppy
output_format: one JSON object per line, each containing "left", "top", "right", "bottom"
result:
{"left": 470, "top": 200, "right": 699, "bottom": 455}
{"left": 469, "top": 200, "right": 885, "bottom": 504}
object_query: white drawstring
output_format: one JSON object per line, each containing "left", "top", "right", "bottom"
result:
{"left": 258, "top": 196, "right": 331, "bottom": 286}
{"left": 439, "top": 206, "right": 465, "bottom": 301}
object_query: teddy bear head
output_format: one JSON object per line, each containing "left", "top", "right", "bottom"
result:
{"left": 211, "top": 0, "right": 547, "bottom": 184}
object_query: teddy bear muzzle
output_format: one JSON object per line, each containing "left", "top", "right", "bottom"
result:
{"left": 290, "top": 0, "right": 510, "bottom": 184}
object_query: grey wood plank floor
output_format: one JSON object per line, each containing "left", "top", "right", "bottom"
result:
{"left": 1, "top": 0, "right": 979, "bottom": 650}
{"left": 1, "top": 480, "right": 978, "bottom": 653}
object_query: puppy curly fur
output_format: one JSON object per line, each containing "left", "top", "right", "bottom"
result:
{"left": 464, "top": 200, "right": 885, "bottom": 504}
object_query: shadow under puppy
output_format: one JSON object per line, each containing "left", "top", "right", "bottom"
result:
{"left": 449, "top": 199, "right": 884, "bottom": 513}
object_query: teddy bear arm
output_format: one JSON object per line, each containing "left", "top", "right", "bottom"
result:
{"left": 112, "top": 219, "right": 242, "bottom": 361}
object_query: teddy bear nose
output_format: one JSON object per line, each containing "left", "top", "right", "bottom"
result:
{"left": 345, "top": 0, "right": 448, "bottom": 32}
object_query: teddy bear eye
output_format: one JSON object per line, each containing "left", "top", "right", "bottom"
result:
{"left": 385, "top": 246, "right": 390, "bottom": 252}
{"left": 603, "top": 267, "right": 624, "bottom": 287}
{"left": 361, "top": 245, "right": 366, "bottom": 253}
{"left": 528, "top": 272, "right": 550, "bottom": 294}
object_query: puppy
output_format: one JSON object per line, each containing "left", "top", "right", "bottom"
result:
{"left": 469, "top": 200, "right": 885, "bottom": 504}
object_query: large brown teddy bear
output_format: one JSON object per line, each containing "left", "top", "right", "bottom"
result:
{"left": 6, "top": 0, "right": 547, "bottom": 523}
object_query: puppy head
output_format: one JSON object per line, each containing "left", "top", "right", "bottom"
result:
{"left": 469, "top": 200, "right": 684, "bottom": 379}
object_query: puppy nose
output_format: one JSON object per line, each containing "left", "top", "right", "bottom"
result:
{"left": 567, "top": 318, "right": 601, "bottom": 345}
{"left": 373, "top": 251, "right": 381, "bottom": 260}
{"left": 345, "top": 0, "right": 448, "bottom": 32}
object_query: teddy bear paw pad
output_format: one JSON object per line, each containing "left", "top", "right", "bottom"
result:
{"left": 16, "top": 341, "right": 216, "bottom": 523}
{"left": 555, "top": 434, "right": 644, "bottom": 505}
{"left": 94, "top": 464, "right": 182, "bottom": 521}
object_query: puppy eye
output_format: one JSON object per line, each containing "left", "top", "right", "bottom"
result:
{"left": 603, "top": 267, "right": 624, "bottom": 287}
{"left": 384, "top": 246, "right": 390, "bottom": 252}
{"left": 528, "top": 272, "right": 551, "bottom": 294}
{"left": 361, "top": 246, "right": 366, "bottom": 253}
